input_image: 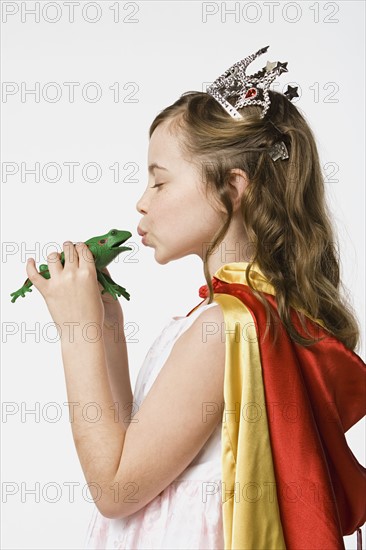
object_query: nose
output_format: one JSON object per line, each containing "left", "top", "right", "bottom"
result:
{"left": 135, "top": 193, "right": 147, "bottom": 214}
{"left": 136, "top": 200, "right": 146, "bottom": 215}
{"left": 136, "top": 181, "right": 151, "bottom": 214}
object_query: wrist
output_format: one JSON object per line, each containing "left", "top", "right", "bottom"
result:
{"left": 59, "top": 320, "right": 104, "bottom": 346}
{"left": 103, "top": 318, "right": 125, "bottom": 332}
{"left": 103, "top": 322, "right": 126, "bottom": 345}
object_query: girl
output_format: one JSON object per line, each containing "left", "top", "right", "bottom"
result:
{"left": 27, "top": 47, "right": 365, "bottom": 550}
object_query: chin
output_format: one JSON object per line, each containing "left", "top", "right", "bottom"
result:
{"left": 153, "top": 249, "right": 170, "bottom": 265}
{"left": 155, "top": 254, "right": 175, "bottom": 266}
{"left": 154, "top": 247, "right": 185, "bottom": 265}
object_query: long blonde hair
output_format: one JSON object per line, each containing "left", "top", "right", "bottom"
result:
{"left": 149, "top": 90, "right": 360, "bottom": 351}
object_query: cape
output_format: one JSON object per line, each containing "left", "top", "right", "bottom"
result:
{"left": 186, "top": 262, "right": 366, "bottom": 550}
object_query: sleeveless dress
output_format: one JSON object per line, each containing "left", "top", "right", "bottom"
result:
{"left": 83, "top": 301, "right": 225, "bottom": 550}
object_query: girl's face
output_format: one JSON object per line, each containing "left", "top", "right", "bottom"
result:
{"left": 136, "top": 120, "right": 224, "bottom": 265}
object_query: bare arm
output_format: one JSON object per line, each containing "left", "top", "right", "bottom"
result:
{"left": 98, "top": 266, "right": 134, "bottom": 428}
{"left": 109, "top": 304, "right": 226, "bottom": 519}
{"left": 60, "top": 304, "right": 225, "bottom": 519}
{"left": 60, "top": 330, "right": 126, "bottom": 516}
{"left": 103, "top": 324, "right": 134, "bottom": 428}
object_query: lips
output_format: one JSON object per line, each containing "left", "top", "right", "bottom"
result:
{"left": 137, "top": 226, "right": 147, "bottom": 237}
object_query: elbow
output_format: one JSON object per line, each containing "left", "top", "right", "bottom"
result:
{"left": 97, "top": 500, "right": 126, "bottom": 520}
{"left": 91, "top": 488, "right": 127, "bottom": 519}
{"left": 99, "top": 503, "right": 138, "bottom": 520}
{"left": 100, "top": 498, "right": 144, "bottom": 520}
{"left": 96, "top": 488, "right": 140, "bottom": 520}
{"left": 100, "top": 508, "right": 124, "bottom": 520}
{"left": 98, "top": 465, "right": 145, "bottom": 519}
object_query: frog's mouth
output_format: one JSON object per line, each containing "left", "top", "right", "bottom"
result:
{"left": 111, "top": 235, "right": 132, "bottom": 250}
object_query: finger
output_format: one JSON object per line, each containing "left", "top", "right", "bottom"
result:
{"left": 46, "top": 251, "right": 63, "bottom": 276}
{"left": 75, "top": 242, "right": 95, "bottom": 270}
{"left": 26, "top": 258, "right": 48, "bottom": 295}
{"left": 101, "top": 266, "right": 110, "bottom": 276}
{"left": 62, "top": 241, "right": 78, "bottom": 270}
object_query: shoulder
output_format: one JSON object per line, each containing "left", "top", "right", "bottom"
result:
{"left": 186, "top": 302, "right": 225, "bottom": 339}
{"left": 175, "top": 303, "right": 226, "bottom": 363}
{"left": 167, "top": 302, "right": 226, "bottom": 402}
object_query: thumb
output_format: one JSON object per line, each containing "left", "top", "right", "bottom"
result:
{"left": 25, "top": 258, "right": 47, "bottom": 296}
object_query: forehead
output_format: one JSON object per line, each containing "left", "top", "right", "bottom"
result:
{"left": 148, "top": 121, "right": 183, "bottom": 166}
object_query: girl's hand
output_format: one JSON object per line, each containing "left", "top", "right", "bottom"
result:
{"left": 98, "top": 266, "right": 125, "bottom": 333}
{"left": 26, "top": 241, "right": 105, "bottom": 339}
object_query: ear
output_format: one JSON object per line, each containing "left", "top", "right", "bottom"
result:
{"left": 228, "top": 168, "right": 249, "bottom": 212}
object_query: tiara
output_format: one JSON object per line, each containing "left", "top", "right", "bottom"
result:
{"left": 206, "top": 45, "right": 299, "bottom": 161}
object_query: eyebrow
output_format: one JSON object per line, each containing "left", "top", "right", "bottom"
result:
{"left": 148, "top": 163, "right": 169, "bottom": 174}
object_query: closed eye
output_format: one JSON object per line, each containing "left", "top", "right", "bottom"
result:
{"left": 151, "top": 183, "right": 165, "bottom": 188}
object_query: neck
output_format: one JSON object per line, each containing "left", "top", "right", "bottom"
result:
{"left": 205, "top": 223, "right": 254, "bottom": 277}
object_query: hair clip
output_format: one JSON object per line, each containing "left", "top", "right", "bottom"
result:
{"left": 268, "top": 141, "right": 289, "bottom": 161}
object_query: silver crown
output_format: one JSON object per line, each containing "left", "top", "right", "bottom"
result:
{"left": 206, "top": 45, "right": 297, "bottom": 120}
{"left": 206, "top": 45, "right": 299, "bottom": 161}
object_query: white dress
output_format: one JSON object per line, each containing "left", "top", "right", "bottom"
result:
{"left": 83, "top": 301, "right": 225, "bottom": 550}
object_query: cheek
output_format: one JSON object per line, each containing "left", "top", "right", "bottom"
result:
{"left": 152, "top": 189, "right": 221, "bottom": 237}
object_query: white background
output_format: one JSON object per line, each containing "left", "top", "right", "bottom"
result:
{"left": 1, "top": 1, "right": 365, "bottom": 548}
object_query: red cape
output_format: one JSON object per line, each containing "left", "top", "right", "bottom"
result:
{"left": 193, "top": 274, "right": 366, "bottom": 549}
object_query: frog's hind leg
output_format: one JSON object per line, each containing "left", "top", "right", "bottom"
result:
{"left": 10, "top": 277, "right": 34, "bottom": 302}
{"left": 97, "top": 270, "right": 130, "bottom": 301}
{"left": 10, "top": 264, "right": 51, "bottom": 303}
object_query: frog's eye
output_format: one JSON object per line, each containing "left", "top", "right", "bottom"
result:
{"left": 111, "top": 230, "right": 117, "bottom": 236}
{"left": 99, "top": 239, "right": 106, "bottom": 244}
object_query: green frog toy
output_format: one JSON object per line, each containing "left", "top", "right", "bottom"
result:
{"left": 10, "top": 229, "right": 132, "bottom": 303}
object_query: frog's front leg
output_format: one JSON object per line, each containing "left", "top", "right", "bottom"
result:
{"left": 39, "top": 264, "right": 51, "bottom": 279}
{"left": 97, "top": 270, "right": 130, "bottom": 301}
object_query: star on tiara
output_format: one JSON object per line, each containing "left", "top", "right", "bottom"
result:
{"left": 206, "top": 45, "right": 299, "bottom": 121}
